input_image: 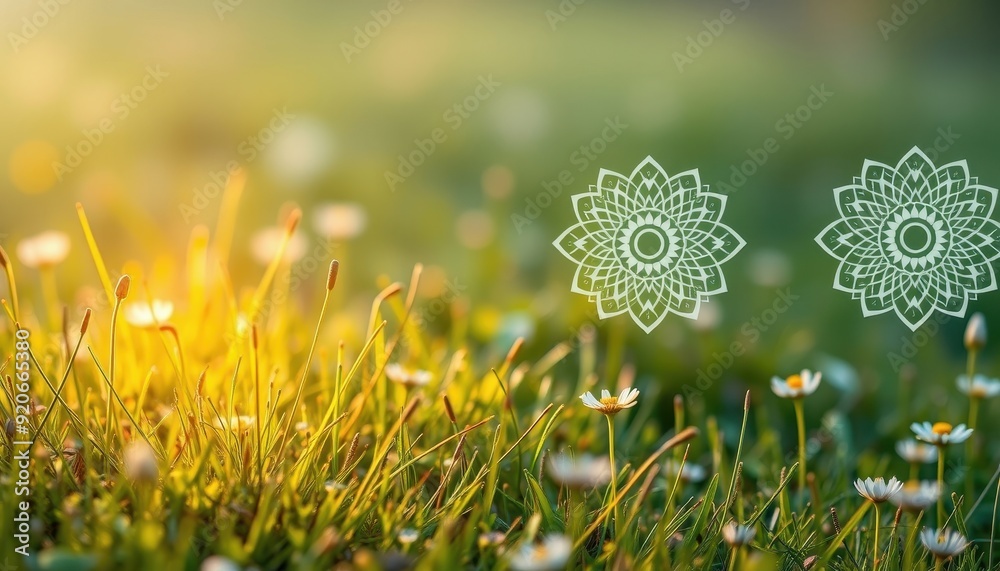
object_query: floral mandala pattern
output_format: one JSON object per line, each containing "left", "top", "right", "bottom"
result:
{"left": 553, "top": 156, "right": 745, "bottom": 333}
{"left": 815, "top": 147, "right": 1000, "bottom": 331}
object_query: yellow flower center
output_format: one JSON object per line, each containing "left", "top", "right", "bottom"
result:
{"left": 786, "top": 375, "right": 803, "bottom": 390}
{"left": 600, "top": 396, "right": 619, "bottom": 407}
{"left": 931, "top": 422, "right": 952, "bottom": 435}
{"left": 903, "top": 480, "right": 920, "bottom": 491}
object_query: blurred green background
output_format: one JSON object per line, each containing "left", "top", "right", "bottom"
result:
{"left": 3, "top": 0, "right": 1000, "bottom": 434}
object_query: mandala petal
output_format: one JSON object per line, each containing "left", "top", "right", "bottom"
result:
{"left": 572, "top": 192, "right": 626, "bottom": 232}
{"left": 892, "top": 272, "right": 936, "bottom": 331}
{"left": 628, "top": 156, "right": 671, "bottom": 208}
{"left": 815, "top": 218, "right": 880, "bottom": 261}
{"left": 894, "top": 146, "right": 938, "bottom": 204}
{"left": 834, "top": 184, "right": 891, "bottom": 226}
{"left": 680, "top": 223, "right": 746, "bottom": 268}
{"left": 553, "top": 221, "right": 614, "bottom": 265}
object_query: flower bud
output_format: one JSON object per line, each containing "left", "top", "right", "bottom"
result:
{"left": 964, "top": 312, "right": 986, "bottom": 351}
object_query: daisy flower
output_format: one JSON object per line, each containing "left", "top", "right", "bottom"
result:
{"left": 854, "top": 476, "right": 903, "bottom": 503}
{"left": 920, "top": 528, "right": 969, "bottom": 560}
{"left": 398, "top": 528, "right": 419, "bottom": 545}
{"left": 16, "top": 230, "right": 70, "bottom": 268}
{"left": 911, "top": 422, "right": 974, "bottom": 446}
{"left": 956, "top": 374, "right": 1000, "bottom": 399}
{"left": 579, "top": 388, "right": 639, "bottom": 416}
{"left": 201, "top": 556, "right": 241, "bottom": 571}
{"left": 250, "top": 226, "right": 306, "bottom": 265}
{"left": 547, "top": 453, "right": 612, "bottom": 489}
{"left": 896, "top": 439, "right": 938, "bottom": 464}
{"left": 721, "top": 522, "right": 756, "bottom": 547}
{"left": 507, "top": 535, "right": 572, "bottom": 571}
{"left": 770, "top": 370, "right": 821, "bottom": 399}
{"left": 889, "top": 481, "right": 940, "bottom": 513}
{"left": 124, "top": 300, "right": 174, "bottom": 328}
{"left": 385, "top": 363, "right": 433, "bottom": 388}
{"left": 313, "top": 202, "right": 367, "bottom": 241}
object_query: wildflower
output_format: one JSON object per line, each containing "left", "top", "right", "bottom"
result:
{"left": 478, "top": 531, "right": 505, "bottom": 548}
{"left": 770, "top": 370, "right": 821, "bottom": 399}
{"left": 896, "top": 439, "right": 938, "bottom": 464}
{"left": 507, "top": 535, "right": 572, "bottom": 571}
{"left": 911, "top": 422, "right": 973, "bottom": 446}
{"left": 201, "top": 556, "right": 241, "bottom": 571}
{"left": 250, "top": 226, "right": 306, "bottom": 265}
{"left": 547, "top": 453, "right": 612, "bottom": 489}
{"left": 123, "top": 300, "right": 174, "bottom": 328}
{"left": 385, "top": 363, "right": 432, "bottom": 388}
{"left": 214, "top": 415, "right": 256, "bottom": 433}
{"left": 722, "top": 522, "right": 756, "bottom": 547}
{"left": 313, "top": 202, "right": 367, "bottom": 241}
{"left": 920, "top": 528, "right": 969, "bottom": 560}
{"left": 854, "top": 476, "right": 903, "bottom": 503}
{"left": 956, "top": 374, "right": 1000, "bottom": 399}
{"left": 123, "top": 441, "right": 158, "bottom": 482}
{"left": 964, "top": 312, "right": 986, "bottom": 351}
{"left": 398, "top": 528, "right": 419, "bottom": 545}
{"left": 579, "top": 387, "right": 639, "bottom": 416}
{"left": 889, "top": 481, "right": 941, "bottom": 512}
{"left": 856, "top": 476, "right": 902, "bottom": 569}
{"left": 15, "top": 230, "right": 70, "bottom": 268}
{"left": 664, "top": 459, "right": 707, "bottom": 484}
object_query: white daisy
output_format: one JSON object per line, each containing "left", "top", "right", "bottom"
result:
{"left": 547, "top": 453, "right": 612, "bottom": 489}
{"left": 770, "top": 370, "right": 821, "bottom": 399}
{"left": 956, "top": 374, "right": 1000, "bottom": 399}
{"left": 508, "top": 535, "right": 572, "bottom": 571}
{"left": 123, "top": 300, "right": 174, "bottom": 328}
{"left": 200, "top": 556, "right": 242, "bottom": 571}
{"left": 579, "top": 388, "right": 639, "bottom": 416}
{"left": 896, "top": 439, "right": 938, "bottom": 464}
{"left": 16, "top": 230, "right": 70, "bottom": 268}
{"left": 313, "top": 202, "right": 367, "bottom": 241}
{"left": 911, "top": 422, "right": 974, "bottom": 446}
{"left": 920, "top": 528, "right": 969, "bottom": 560}
{"left": 385, "top": 363, "right": 433, "bottom": 388}
{"left": 854, "top": 476, "right": 903, "bottom": 503}
{"left": 889, "top": 481, "right": 941, "bottom": 512}
{"left": 721, "top": 522, "right": 756, "bottom": 547}
{"left": 213, "top": 415, "right": 256, "bottom": 434}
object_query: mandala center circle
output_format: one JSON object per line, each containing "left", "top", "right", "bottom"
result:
{"left": 881, "top": 205, "right": 951, "bottom": 271}
{"left": 898, "top": 220, "right": 932, "bottom": 255}
{"left": 632, "top": 227, "right": 667, "bottom": 261}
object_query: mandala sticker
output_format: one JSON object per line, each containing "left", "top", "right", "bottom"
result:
{"left": 553, "top": 156, "right": 746, "bottom": 333}
{"left": 815, "top": 146, "right": 1000, "bottom": 331}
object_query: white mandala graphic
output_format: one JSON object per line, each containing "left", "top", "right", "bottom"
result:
{"left": 815, "top": 146, "right": 1000, "bottom": 331}
{"left": 553, "top": 156, "right": 745, "bottom": 333}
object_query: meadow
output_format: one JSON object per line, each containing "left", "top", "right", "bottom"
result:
{"left": 1, "top": 188, "right": 999, "bottom": 570}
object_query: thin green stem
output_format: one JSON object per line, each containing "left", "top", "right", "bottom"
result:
{"left": 105, "top": 296, "right": 124, "bottom": 470}
{"left": 793, "top": 398, "right": 806, "bottom": 504}
{"left": 606, "top": 414, "right": 619, "bottom": 542}
{"left": 934, "top": 557, "right": 943, "bottom": 571}
{"left": 937, "top": 447, "right": 946, "bottom": 527}
{"left": 872, "top": 503, "right": 881, "bottom": 570}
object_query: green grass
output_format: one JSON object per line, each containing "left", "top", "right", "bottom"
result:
{"left": 0, "top": 205, "right": 998, "bottom": 571}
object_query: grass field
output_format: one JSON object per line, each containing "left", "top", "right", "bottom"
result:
{"left": 1, "top": 192, "right": 999, "bottom": 571}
